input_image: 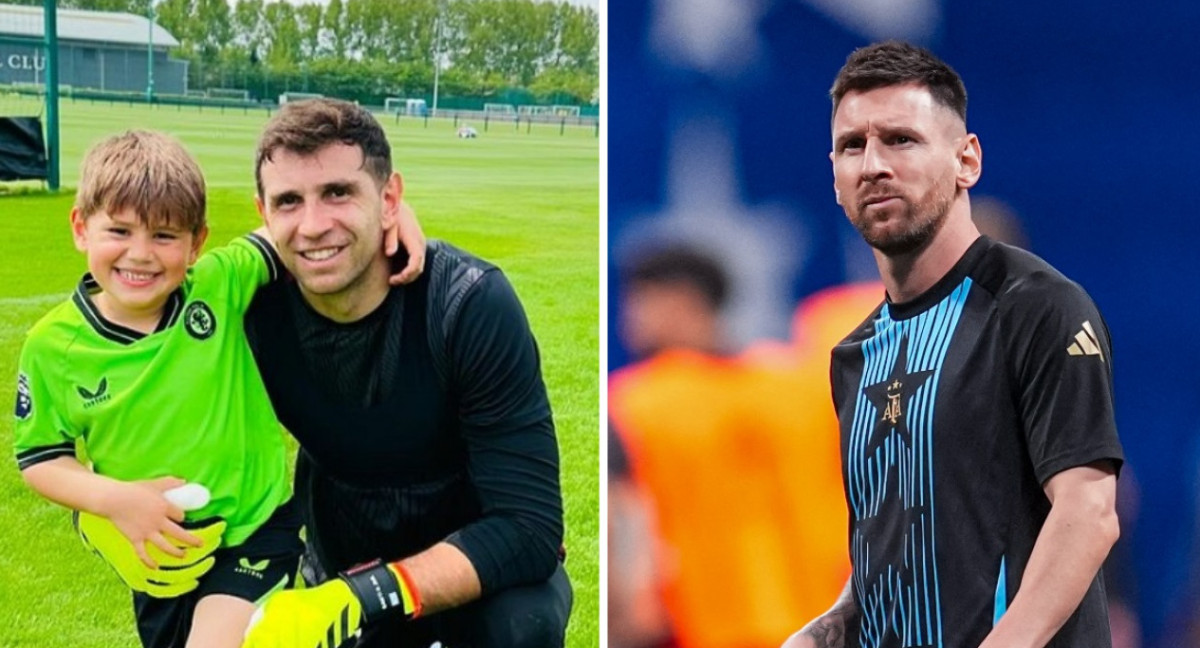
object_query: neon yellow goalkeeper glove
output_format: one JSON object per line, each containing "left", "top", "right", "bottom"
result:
{"left": 74, "top": 510, "right": 226, "bottom": 598}
{"left": 244, "top": 559, "right": 421, "bottom": 648}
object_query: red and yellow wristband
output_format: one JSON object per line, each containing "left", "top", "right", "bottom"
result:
{"left": 389, "top": 561, "right": 423, "bottom": 619}
{"left": 340, "top": 558, "right": 424, "bottom": 623}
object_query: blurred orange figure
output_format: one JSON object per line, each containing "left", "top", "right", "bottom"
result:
{"left": 610, "top": 246, "right": 877, "bottom": 648}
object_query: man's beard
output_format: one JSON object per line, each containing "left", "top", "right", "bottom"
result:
{"left": 852, "top": 182, "right": 955, "bottom": 256}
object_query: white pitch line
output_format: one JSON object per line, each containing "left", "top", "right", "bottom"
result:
{"left": 0, "top": 293, "right": 71, "bottom": 308}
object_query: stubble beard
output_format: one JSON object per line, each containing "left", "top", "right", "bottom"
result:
{"left": 288, "top": 233, "right": 386, "bottom": 304}
{"left": 852, "top": 181, "right": 956, "bottom": 257}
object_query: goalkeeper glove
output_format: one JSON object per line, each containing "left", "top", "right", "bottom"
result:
{"left": 244, "top": 559, "right": 422, "bottom": 648}
{"left": 74, "top": 510, "right": 226, "bottom": 598}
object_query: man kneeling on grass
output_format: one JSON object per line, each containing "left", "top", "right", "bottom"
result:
{"left": 82, "top": 99, "right": 574, "bottom": 648}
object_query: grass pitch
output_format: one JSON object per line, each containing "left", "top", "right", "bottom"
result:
{"left": 0, "top": 97, "right": 599, "bottom": 647}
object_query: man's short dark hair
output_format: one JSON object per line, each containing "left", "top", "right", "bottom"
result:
{"left": 255, "top": 98, "right": 392, "bottom": 197}
{"left": 621, "top": 246, "right": 729, "bottom": 311}
{"left": 830, "top": 40, "right": 968, "bottom": 124}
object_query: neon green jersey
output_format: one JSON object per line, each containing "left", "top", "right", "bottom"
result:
{"left": 13, "top": 234, "right": 289, "bottom": 547}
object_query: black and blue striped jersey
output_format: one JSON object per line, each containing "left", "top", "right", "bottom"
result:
{"left": 831, "top": 236, "right": 1124, "bottom": 648}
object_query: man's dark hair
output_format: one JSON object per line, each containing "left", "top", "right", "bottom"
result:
{"left": 830, "top": 40, "right": 968, "bottom": 123}
{"left": 255, "top": 98, "right": 392, "bottom": 197}
{"left": 621, "top": 245, "right": 729, "bottom": 310}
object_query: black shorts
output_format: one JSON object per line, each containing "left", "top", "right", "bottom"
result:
{"left": 132, "top": 500, "right": 304, "bottom": 648}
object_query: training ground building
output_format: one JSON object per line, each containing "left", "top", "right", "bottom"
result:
{"left": 0, "top": 3, "right": 186, "bottom": 96}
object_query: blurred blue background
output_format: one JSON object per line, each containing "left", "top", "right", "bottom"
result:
{"left": 607, "top": 1, "right": 1200, "bottom": 645}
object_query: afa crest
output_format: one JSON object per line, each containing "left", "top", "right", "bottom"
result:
{"left": 882, "top": 380, "right": 904, "bottom": 425}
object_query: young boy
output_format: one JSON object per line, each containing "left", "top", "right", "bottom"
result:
{"left": 13, "top": 130, "right": 301, "bottom": 648}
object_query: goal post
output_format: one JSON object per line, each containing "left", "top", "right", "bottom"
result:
{"left": 207, "top": 87, "right": 250, "bottom": 101}
{"left": 278, "top": 91, "right": 323, "bottom": 104}
{"left": 483, "top": 102, "right": 516, "bottom": 115}
{"left": 385, "top": 97, "right": 427, "bottom": 115}
{"left": 516, "top": 105, "right": 583, "bottom": 118}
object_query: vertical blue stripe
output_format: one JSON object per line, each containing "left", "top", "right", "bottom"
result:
{"left": 993, "top": 556, "right": 1008, "bottom": 626}
{"left": 851, "top": 315, "right": 897, "bottom": 522}
{"left": 927, "top": 279, "right": 971, "bottom": 648}
{"left": 920, "top": 512, "right": 932, "bottom": 641}
{"left": 848, "top": 283, "right": 972, "bottom": 647}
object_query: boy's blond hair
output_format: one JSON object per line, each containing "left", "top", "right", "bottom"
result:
{"left": 76, "top": 130, "right": 207, "bottom": 233}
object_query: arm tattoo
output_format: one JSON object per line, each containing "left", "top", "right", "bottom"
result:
{"left": 800, "top": 601, "right": 855, "bottom": 648}
{"left": 802, "top": 616, "right": 846, "bottom": 648}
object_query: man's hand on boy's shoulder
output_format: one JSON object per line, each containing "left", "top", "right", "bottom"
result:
{"left": 387, "top": 201, "right": 426, "bottom": 285}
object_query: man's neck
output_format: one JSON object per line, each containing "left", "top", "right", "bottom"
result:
{"left": 874, "top": 204, "right": 980, "bottom": 305}
{"left": 301, "top": 258, "right": 392, "bottom": 323}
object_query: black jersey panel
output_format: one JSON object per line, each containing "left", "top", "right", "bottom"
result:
{"left": 246, "top": 276, "right": 460, "bottom": 486}
{"left": 999, "top": 273, "right": 1123, "bottom": 484}
{"left": 296, "top": 451, "right": 479, "bottom": 576}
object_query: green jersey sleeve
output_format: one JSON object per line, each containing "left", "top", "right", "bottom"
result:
{"left": 189, "top": 233, "right": 282, "bottom": 314}
{"left": 13, "top": 317, "right": 80, "bottom": 470}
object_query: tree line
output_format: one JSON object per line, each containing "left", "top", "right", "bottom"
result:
{"left": 13, "top": 0, "right": 598, "bottom": 106}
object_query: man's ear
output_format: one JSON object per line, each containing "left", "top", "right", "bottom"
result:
{"left": 957, "top": 133, "right": 982, "bottom": 190}
{"left": 70, "top": 208, "right": 88, "bottom": 252}
{"left": 380, "top": 172, "right": 404, "bottom": 229}
{"left": 830, "top": 150, "right": 842, "bottom": 205}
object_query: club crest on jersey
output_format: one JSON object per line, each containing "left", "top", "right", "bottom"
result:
{"left": 185, "top": 301, "right": 216, "bottom": 340}
{"left": 77, "top": 377, "right": 111, "bottom": 408}
{"left": 15, "top": 372, "right": 32, "bottom": 420}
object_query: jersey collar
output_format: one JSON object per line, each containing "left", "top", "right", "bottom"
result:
{"left": 71, "top": 274, "right": 186, "bottom": 344}
{"left": 885, "top": 236, "right": 992, "bottom": 321}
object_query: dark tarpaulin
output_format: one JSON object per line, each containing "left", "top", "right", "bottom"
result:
{"left": 0, "top": 117, "right": 48, "bottom": 181}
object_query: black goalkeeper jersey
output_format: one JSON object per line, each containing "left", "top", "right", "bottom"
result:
{"left": 831, "top": 236, "right": 1124, "bottom": 648}
{"left": 244, "top": 241, "right": 563, "bottom": 594}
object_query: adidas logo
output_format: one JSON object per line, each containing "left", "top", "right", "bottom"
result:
{"left": 1066, "top": 321, "right": 1104, "bottom": 361}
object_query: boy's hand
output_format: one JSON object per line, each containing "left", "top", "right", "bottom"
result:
{"left": 386, "top": 201, "right": 426, "bottom": 285}
{"left": 75, "top": 510, "right": 226, "bottom": 598}
{"left": 243, "top": 579, "right": 363, "bottom": 648}
{"left": 97, "top": 477, "right": 203, "bottom": 567}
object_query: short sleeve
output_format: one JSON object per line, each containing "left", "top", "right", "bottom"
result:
{"left": 190, "top": 234, "right": 282, "bottom": 313}
{"left": 1003, "top": 275, "right": 1124, "bottom": 484}
{"left": 13, "top": 337, "right": 78, "bottom": 470}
